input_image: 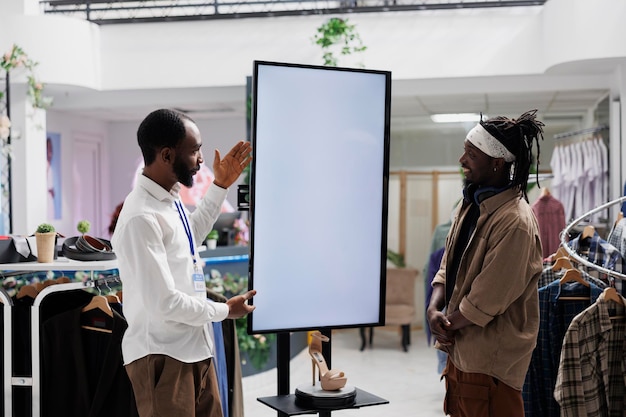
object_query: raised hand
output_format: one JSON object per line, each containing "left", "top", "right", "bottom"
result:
{"left": 212, "top": 141, "right": 252, "bottom": 189}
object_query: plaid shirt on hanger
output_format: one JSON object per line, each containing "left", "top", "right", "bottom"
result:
{"left": 554, "top": 294, "right": 626, "bottom": 416}
{"left": 523, "top": 280, "right": 604, "bottom": 417}
{"left": 538, "top": 264, "right": 608, "bottom": 290}
{"left": 567, "top": 232, "right": 626, "bottom": 294}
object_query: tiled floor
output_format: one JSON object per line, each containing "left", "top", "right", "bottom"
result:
{"left": 242, "top": 327, "right": 446, "bottom": 416}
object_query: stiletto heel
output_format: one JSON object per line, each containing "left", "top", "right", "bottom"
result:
{"left": 308, "top": 331, "right": 347, "bottom": 391}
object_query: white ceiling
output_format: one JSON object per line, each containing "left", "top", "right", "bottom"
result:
{"left": 45, "top": 78, "right": 610, "bottom": 137}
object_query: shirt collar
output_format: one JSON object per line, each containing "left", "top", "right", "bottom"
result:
{"left": 136, "top": 174, "right": 181, "bottom": 203}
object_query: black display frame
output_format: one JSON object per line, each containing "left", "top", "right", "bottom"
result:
{"left": 248, "top": 60, "right": 391, "bottom": 334}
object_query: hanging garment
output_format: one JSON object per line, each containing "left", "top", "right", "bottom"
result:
{"left": 41, "top": 303, "right": 139, "bottom": 417}
{"left": 561, "top": 145, "right": 577, "bottom": 221}
{"left": 538, "top": 265, "right": 607, "bottom": 290}
{"left": 554, "top": 292, "right": 626, "bottom": 417}
{"left": 607, "top": 217, "right": 626, "bottom": 259}
{"left": 531, "top": 193, "right": 566, "bottom": 259}
{"left": 522, "top": 280, "right": 603, "bottom": 417}
{"left": 597, "top": 137, "right": 609, "bottom": 208}
{"left": 573, "top": 142, "right": 587, "bottom": 221}
{"left": 207, "top": 289, "right": 244, "bottom": 417}
{"left": 567, "top": 232, "right": 625, "bottom": 294}
{"left": 550, "top": 136, "right": 609, "bottom": 222}
{"left": 424, "top": 247, "right": 445, "bottom": 346}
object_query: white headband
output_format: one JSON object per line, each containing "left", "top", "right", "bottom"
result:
{"left": 465, "top": 124, "right": 515, "bottom": 162}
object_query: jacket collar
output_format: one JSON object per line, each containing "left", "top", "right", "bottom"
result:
{"left": 463, "top": 182, "right": 518, "bottom": 208}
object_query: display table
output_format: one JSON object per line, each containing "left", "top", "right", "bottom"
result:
{"left": 0, "top": 257, "right": 118, "bottom": 272}
{"left": 258, "top": 388, "right": 388, "bottom": 416}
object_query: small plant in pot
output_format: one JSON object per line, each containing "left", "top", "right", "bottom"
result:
{"left": 77, "top": 220, "right": 91, "bottom": 235}
{"left": 35, "top": 223, "right": 56, "bottom": 263}
{"left": 206, "top": 229, "right": 219, "bottom": 250}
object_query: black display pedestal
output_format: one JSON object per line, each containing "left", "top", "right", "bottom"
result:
{"left": 258, "top": 330, "right": 388, "bottom": 417}
{"left": 258, "top": 387, "right": 388, "bottom": 416}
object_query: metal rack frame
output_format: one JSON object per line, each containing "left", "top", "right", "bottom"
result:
{"left": 560, "top": 196, "right": 626, "bottom": 281}
{"left": 0, "top": 258, "right": 118, "bottom": 417}
{"left": 39, "top": 0, "right": 548, "bottom": 24}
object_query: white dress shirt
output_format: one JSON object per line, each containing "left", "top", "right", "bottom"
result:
{"left": 112, "top": 174, "right": 229, "bottom": 365}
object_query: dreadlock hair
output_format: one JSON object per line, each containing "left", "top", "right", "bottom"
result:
{"left": 480, "top": 109, "right": 544, "bottom": 202}
{"left": 137, "top": 108, "right": 195, "bottom": 166}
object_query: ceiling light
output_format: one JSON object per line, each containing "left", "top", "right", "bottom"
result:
{"left": 430, "top": 113, "right": 484, "bottom": 123}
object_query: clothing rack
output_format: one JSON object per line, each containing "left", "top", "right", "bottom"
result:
{"left": 0, "top": 258, "right": 119, "bottom": 417}
{"left": 0, "top": 287, "right": 13, "bottom": 416}
{"left": 559, "top": 195, "right": 626, "bottom": 281}
{"left": 554, "top": 125, "right": 609, "bottom": 140}
{"left": 30, "top": 279, "right": 104, "bottom": 416}
{"left": 91, "top": 274, "right": 120, "bottom": 290}
{"left": 529, "top": 173, "right": 553, "bottom": 183}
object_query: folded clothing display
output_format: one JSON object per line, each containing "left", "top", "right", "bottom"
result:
{"left": 62, "top": 235, "right": 116, "bottom": 261}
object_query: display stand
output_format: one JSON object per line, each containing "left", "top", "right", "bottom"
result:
{"left": 0, "top": 287, "right": 13, "bottom": 416}
{"left": 257, "top": 329, "right": 388, "bottom": 417}
{"left": 0, "top": 257, "right": 118, "bottom": 417}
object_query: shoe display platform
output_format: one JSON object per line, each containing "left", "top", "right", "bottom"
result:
{"left": 258, "top": 387, "right": 387, "bottom": 416}
{"left": 294, "top": 384, "right": 357, "bottom": 409}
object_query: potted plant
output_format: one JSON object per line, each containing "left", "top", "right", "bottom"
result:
{"left": 35, "top": 223, "right": 56, "bottom": 263}
{"left": 77, "top": 220, "right": 90, "bottom": 235}
{"left": 206, "top": 229, "right": 219, "bottom": 250}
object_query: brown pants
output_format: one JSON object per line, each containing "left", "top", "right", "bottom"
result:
{"left": 442, "top": 358, "right": 524, "bottom": 417}
{"left": 125, "top": 354, "right": 223, "bottom": 417}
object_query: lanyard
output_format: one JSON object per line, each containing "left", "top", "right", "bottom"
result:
{"left": 175, "top": 200, "right": 196, "bottom": 267}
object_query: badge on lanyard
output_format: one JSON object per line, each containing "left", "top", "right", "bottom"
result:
{"left": 192, "top": 271, "right": 205, "bottom": 292}
{"left": 175, "top": 201, "right": 206, "bottom": 293}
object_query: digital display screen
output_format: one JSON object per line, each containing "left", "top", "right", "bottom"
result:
{"left": 249, "top": 60, "right": 391, "bottom": 333}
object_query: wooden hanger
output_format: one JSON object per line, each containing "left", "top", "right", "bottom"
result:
{"left": 105, "top": 294, "right": 121, "bottom": 304}
{"left": 559, "top": 268, "right": 590, "bottom": 288}
{"left": 615, "top": 212, "right": 624, "bottom": 227}
{"left": 603, "top": 287, "right": 624, "bottom": 305}
{"left": 552, "top": 256, "right": 574, "bottom": 272}
{"left": 540, "top": 187, "right": 551, "bottom": 197}
{"left": 81, "top": 295, "right": 113, "bottom": 333}
{"left": 82, "top": 295, "right": 113, "bottom": 316}
{"left": 55, "top": 276, "right": 71, "bottom": 284}
{"left": 581, "top": 225, "right": 595, "bottom": 240}
{"left": 17, "top": 284, "right": 39, "bottom": 300}
{"left": 553, "top": 246, "right": 570, "bottom": 261}
{"left": 558, "top": 268, "right": 592, "bottom": 301}
{"left": 603, "top": 287, "right": 625, "bottom": 320}
{"left": 41, "top": 280, "right": 56, "bottom": 289}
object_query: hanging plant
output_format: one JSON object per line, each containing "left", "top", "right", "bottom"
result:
{"left": 312, "top": 17, "right": 367, "bottom": 67}
{"left": 1, "top": 44, "right": 53, "bottom": 110}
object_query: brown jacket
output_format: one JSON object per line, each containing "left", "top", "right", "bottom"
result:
{"left": 433, "top": 187, "right": 542, "bottom": 390}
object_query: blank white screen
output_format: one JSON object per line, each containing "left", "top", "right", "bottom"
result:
{"left": 250, "top": 62, "right": 390, "bottom": 332}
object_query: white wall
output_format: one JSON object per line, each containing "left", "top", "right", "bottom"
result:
{"left": 45, "top": 110, "right": 109, "bottom": 236}
{"left": 107, "top": 115, "right": 248, "bottom": 216}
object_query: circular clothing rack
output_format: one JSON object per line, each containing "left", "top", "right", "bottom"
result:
{"left": 559, "top": 196, "right": 626, "bottom": 281}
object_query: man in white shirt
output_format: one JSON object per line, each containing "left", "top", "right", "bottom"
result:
{"left": 111, "top": 108, "right": 255, "bottom": 417}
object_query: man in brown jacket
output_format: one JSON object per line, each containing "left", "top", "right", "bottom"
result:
{"left": 427, "top": 110, "right": 545, "bottom": 417}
